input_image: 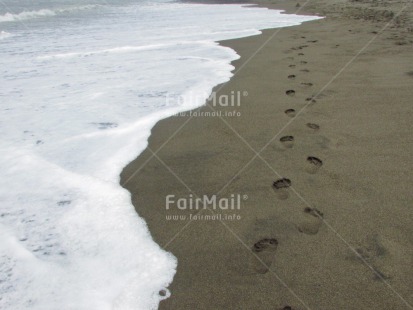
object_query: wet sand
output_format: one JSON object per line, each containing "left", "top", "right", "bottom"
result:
{"left": 120, "top": 0, "right": 413, "bottom": 309}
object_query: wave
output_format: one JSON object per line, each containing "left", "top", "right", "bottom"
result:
{"left": 0, "top": 31, "right": 12, "bottom": 40}
{"left": 0, "top": 9, "right": 56, "bottom": 22}
{"left": 37, "top": 41, "right": 215, "bottom": 59}
{"left": 38, "top": 44, "right": 172, "bottom": 59}
{"left": 0, "top": 5, "right": 97, "bottom": 23}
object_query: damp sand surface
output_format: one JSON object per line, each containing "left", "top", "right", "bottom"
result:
{"left": 121, "top": 0, "right": 413, "bottom": 308}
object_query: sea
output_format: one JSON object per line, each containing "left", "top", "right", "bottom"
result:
{"left": 0, "top": 1, "right": 320, "bottom": 309}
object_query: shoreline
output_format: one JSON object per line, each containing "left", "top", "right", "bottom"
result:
{"left": 121, "top": 0, "right": 413, "bottom": 309}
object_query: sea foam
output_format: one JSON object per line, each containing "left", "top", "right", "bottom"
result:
{"left": 0, "top": 5, "right": 97, "bottom": 23}
{"left": 0, "top": 30, "right": 12, "bottom": 39}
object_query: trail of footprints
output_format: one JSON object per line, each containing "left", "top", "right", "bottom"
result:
{"left": 251, "top": 38, "right": 328, "bottom": 289}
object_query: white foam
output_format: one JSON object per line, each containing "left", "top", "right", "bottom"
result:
{"left": 0, "top": 1, "right": 322, "bottom": 309}
{"left": 37, "top": 42, "right": 200, "bottom": 59}
{"left": 0, "top": 9, "right": 56, "bottom": 22}
{"left": 0, "top": 30, "right": 12, "bottom": 39}
{"left": 0, "top": 5, "right": 98, "bottom": 23}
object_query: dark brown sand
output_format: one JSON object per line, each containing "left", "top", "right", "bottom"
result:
{"left": 121, "top": 0, "right": 413, "bottom": 309}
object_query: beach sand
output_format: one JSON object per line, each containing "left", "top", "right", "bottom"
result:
{"left": 120, "top": 0, "right": 413, "bottom": 309}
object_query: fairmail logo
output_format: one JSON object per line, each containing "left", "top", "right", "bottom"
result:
{"left": 165, "top": 194, "right": 247, "bottom": 210}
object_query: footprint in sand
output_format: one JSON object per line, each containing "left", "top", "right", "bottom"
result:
{"left": 306, "top": 156, "right": 323, "bottom": 174}
{"left": 280, "top": 135, "right": 294, "bottom": 148}
{"left": 305, "top": 96, "right": 317, "bottom": 103}
{"left": 300, "top": 69, "right": 310, "bottom": 73}
{"left": 288, "top": 74, "right": 296, "bottom": 80}
{"left": 280, "top": 307, "right": 294, "bottom": 310}
{"left": 284, "top": 109, "right": 296, "bottom": 118}
{"left": 348, "top": 234, "right": 391, "bottom": 281}
{"left": 273, "top": 178, "right": 292, "bottom": 200}
{"left": 300, "top": 61, "right": 308, "bottom": 65}
{"left": 293, "top": 45, "right": 308, "bottom": 50}
{"left": 297, "top": 207, "right": 324, "bottom": 235}
{"left": 291, "top": 45, "right": 308, "bottom": 51}
{"left": 298, "top": 52, "right": 304, "bottom": 56}
{"left": 289, "top": 64, "right": 296, "bottom": 68}
{"left": 286, "top": 90, "right": 295, "bottom": 96}
{"left": 251, "top": 238, "right": 278, "bottom": 274}
{"left": 307, "top": 40, "right": 318, "bottom": 43}
{"left": 306, "top": 122, "right": 320, "bottom": 131}
{"left": 301, "top": 82, "right": 313, "bottom": 87}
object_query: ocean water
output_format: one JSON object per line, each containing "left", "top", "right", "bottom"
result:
{"left": 0, "top": 1, "right": 321, "bottom": 309}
